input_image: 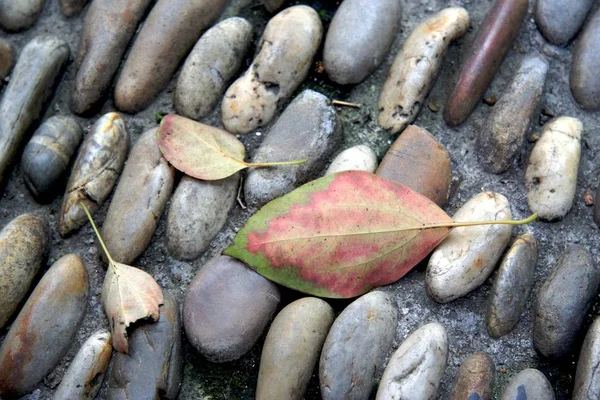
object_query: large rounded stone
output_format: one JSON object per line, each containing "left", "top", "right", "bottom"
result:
{"left": 535, "top": 0, "right": 594, "bottom": 45}
{"left": 0, "top": 0, "right": 46, "bottom": 31}
{"left": 500, "top": 369, "right": 555, "bottom": 400}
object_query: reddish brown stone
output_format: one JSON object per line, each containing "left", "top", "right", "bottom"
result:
{"left": 376, "top": 125, "right": 451, "bottom": 207}
{"left": 444, "top": 0, "right": 528, "bottom": 126}
{"left": 449, "top": 352, "right": 495, "bottom": 400}
{"left": 0, "top": 38, "right": 14, "bottom": 82}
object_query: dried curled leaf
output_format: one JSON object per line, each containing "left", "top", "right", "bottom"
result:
{"left": 225, "top": 171, "right": 536, "bottom": 298}
{"left": 157, "top": 114, "right": 305, "bottom": 180}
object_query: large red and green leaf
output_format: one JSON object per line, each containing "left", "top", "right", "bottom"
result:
{"left": 224, "top": 171, "right": 454, "bottom": 298}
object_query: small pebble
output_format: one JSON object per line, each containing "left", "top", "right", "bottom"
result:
{"left": 499, "top": 369, "right": 555, "bottom": 400}
{"left": 449, "top": 352, "right": 495, "bottom": 400}
{"left": 0, "top": 38, "right": 14, "bottom": 82}
{"left": 325, "top": 145, "right": 378, "bottom": 175}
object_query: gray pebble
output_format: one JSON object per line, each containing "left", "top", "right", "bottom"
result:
{"left": 487, "top": 233, "right": 538, "bottom": 338}
{"left": 573, "top": 317, "right": 600, "bottom": 399}
{"left": 571, "top": 8, "right": 600, "bottom": 110}
{"left": 167, "top": 174, "right": 238, "bottom": 261}
{"left": 0, "top": 254, "right": 89, "bottom": 398}
{"left": 478, "top": 53, "right": 549, "bottom": 174}
{"left": 0, "top": 213, "right": 49, "bottom": 329}
{"left": 175, "top": 18, "right": 253, "bottom": 121}
{"left": 319, "top": 291, "right": 398, "bottom": 400}
{"left": 0, "top": 35, "right": 70, "bottom": 184}
{"left": 244, "top": 89, "right": 341, "bottom": 208}
{"left": 256, "top": 297, "right": 334, "bottom": 400}
{"left": 500, "top": 369, "right": 555, "bottom": 400}
{"left": 533, "top": 245, "right": 600, "bottom": 358}
{"left": 54, "top": 330, "right": 112, "bottom": 399}
{"left": 0, "top": 0, "right": 46, "bottom": 31}
{"left": 376, "top": 323, "right": 448, "bottom": 400}
{"left": 535, "top": 0, "right": 594, "bottom": 45}
{"left": 22, "top": 116, "right": 83, "bottom": 202}
{"left": 183, "top": 256, "right": 280, "bottom": 362}
{"left": 100, "top": 128, "right": 174, "bottom": 264}
{"left": 108, "top": 294, "right": 182, "bottom": 400}
{"left": 323, "top": 0, "right": 401, "bottom": 85}
{"left": 325, "top": 145, "right": 378, "bottom": 175}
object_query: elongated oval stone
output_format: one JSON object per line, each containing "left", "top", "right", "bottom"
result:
{"left": 59, "top": 112, "right": 128, "bottom": 237}
{"left": 500, "top": 369, "right": 555, "bottom": 400}
{"left": 487, "top": 233, "right": 538, "bottom": 338}
{"left": 533, "top": 245, "right": 600, "bottom": 359}
{"left": 0, "top": 35, "right": 70, "bottom": 184}
{"left": 244, "top": 89, "right": 342, "bottom": 208}
{"left": 115, "top": 0, "right": 228, "bottom": 113}
{"left": 378, "top": 7, "right": 470, "bottom": 134}
{"left": 324, "top": 0, "right": 402, "bottom": 85}
{"left": 59, "top": 0, "right": 89, "bottom": 17}
{"left": 320, "top": 291, "right": 398, "bottom": 400}
{"left": 175, "top": 17, "right": 253, "bottom": 121}
{"left": 22, "top": 116, "right": 83, "bottom": 202}
{"left": 108, "top": 294, "right": 182, "bottom": 400}
{"left": 449, "top": 352, "right": 495, "bottom": 400}
{"left": 183, "top": 256, "right": 280, "bottom": 362}
{"left": 571, "top": 8, "right": 600, "bottom": 110}
{"left": 477, "top": 53, "right": 549, "bottom": 174}
{"left": 167, "top": 174, "right": 238, "bottom": 261}
{"left": 376, "top": 125, "right": 451, "bottom": 207}
{"left": 222, "top": 6, "right": 323, "bottom": 134}
{"left": 54, "top": 330, "right": 112, "bottom": 399}
{"left": 101, "top": 128, "right": 174, "bottom": 264}
{"left": 376, "top": 323, "right": 448, "bottom": 400}
{"left": 0, "top": 0, "right": 46, "bottom": 31}
{"left": 573, "top": 317, "right": 600, "bottom": 399}
{"left": 325, "top": 145, "right": 378, "bottom": 175}
{"left": 256, "top": 297, "right": 334, "bottom": 400}
{"left": 0, "top": 254, "right": 89, "bottom": 398}
{"left": 0, "top": 38, "right": 14, "bottom": 82}
{"left": 535, "top": 0, "right": 594, "bottom": 45}
{"left": 427, "top": 192, "right": 513, "bottom": 303}
{"left": 444, "top": 0, "right": 528, "bottom": 126}
{"left": 71, "top": 0, "right": 154, "bottom": 114}
{"left": 525, "top": 116, "right": 582, "bottom": 221}
{"left": 0, "top": 213, "right": 49, "bottom": 329}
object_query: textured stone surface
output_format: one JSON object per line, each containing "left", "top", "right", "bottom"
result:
{"left": 570, "top": 8, "right": 600, "bottom": 110}
{"left": 320, "top": 291, "right": 397, "bottom": 400}
{"left": 449, "top": 352, "right": 495, "bottom": 400}
{"left": 573, "top": 317, "right": 600, "bottom": 400}
{"left": 324, "top": 145, "right": 377, "bottom": 175}
{"left": 324, "top": 0, "right": 401, "bottom": 85}
{"left": 0, "top": 0, "right": 46, "bottom": 31}
{"left": 535, "top": 0, "right": 594, "bottom": 46}
{"left": 500, "top": 369, "right": 555, "bottom": 400}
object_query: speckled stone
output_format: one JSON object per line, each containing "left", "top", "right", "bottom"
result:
{"left": 571, "top": 8, "right": 600, "bottom": 110}
{"left": 183, "top": 256, "right": 280, "bottom": 362}
{"left": 573, "top": 317, "right": 600, "bottom": 399}
{"left": 376, "top": 323, "right": 448, "bottom": 400}
{"left": 533, "top": 244, "right": 600, "bottom": 359}
{"left": 323, "top": 0, "right": 401, "bottom": 85}
{"left": 535, "top": 0, "right": 593, "bottom": 45}
{"left": 500, "top": 369, "right": 555, "bottom": 400}
{"left": 320, "top": 291, "right": 398, "bottom": 400}
{"left": 256, "top": 298, "right": 334, "bottom": 400}
{"left": 0, "top": 254, "right": 89, "bottom": 398}
{"left": 449, "top": 352, "right": 495, "bottom": 400}
{"left": 325, "top": 145, "right": 378, "bottom": 175}
{"left": 487, "top": 233, "right": 538, "bottom": 338}
{"left": 244, "top": 89, "right": 342, "bottom": 208}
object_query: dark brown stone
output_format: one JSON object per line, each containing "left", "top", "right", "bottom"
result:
{"left": 376, "top": 125, "right": 451, "bottom": 206}
{"left": 449, "top": 352, "right": 495, "bottom": 400}
{"left": 0, "top": 38, "right": 14, "bottom": 82}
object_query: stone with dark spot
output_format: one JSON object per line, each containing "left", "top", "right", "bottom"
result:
{"left": 244, "top": 89, "right": 342, "bottom": 208}
{"left": 487, "top": 233, "right": 538, "bottom": 338}
{"left": 571, "top": 8, "right": 600, "bottom": 110}
{"left": 376, "top": 323, "right": 448, "bottom": 399}
{"left": 108, "top": 293, "right": 183, "bottom": 400}
{"left": 323, "top": 0, "right": 401, "bottom": 85}
{"left": 0, "top": 0, "right": 46, "bottom": 31}
{"left": 535, "top": 0, "right": 594, "bottom": 46}
{"left": 573, "top": 317, "right": 600, "bottom": 399}
{"left": 533, "top": 244, "right": 600, "bottom": 359}
{"left": 449, "top": 352, "right": 495, "bottom": 400}
{"left": 499, "top": 369, "right": 555, "bottom": 400}
{"left": 376, "top": 124, "right": 451, "bottom": 207}
{"left": 0, "top": 254, "right": 89, "bottom": 398}
{"left": 319, "top": 291, "right": 397, "bottom": 400}
{"left": 183, "top": 256, "right": 280, "bottom": 362}
{"left": 100, "top": 128, "right": 174, "bottom": 264}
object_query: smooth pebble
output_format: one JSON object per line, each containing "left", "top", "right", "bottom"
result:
{"left": 325, "top": 145, "right": 377, "bottom": 175}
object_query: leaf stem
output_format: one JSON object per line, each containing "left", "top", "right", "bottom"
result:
{"left": 80, "top": 201, "right": 115, "bottom": 266}
{"left": 246, "top": 159, "right": 307, "bottom": 168}
{"left": 421, "top": 213, "right": 538, "bottom": 230}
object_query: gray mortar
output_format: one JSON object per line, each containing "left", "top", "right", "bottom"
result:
{"left": 0, "top": 0, "right": 599, "bottom": 399}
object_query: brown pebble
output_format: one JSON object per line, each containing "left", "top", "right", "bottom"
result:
{"left": 450, "top": 353, "right": 495, "bottom": 400}
{"left": 483, "top": 95, "right": 498, "bottom": 106}
{"left": 0, "top": 38, "right": 14, "bottom": 82}
{"left": 444, "top": 0, "right": 529, "bottom": 126}
{"left": 428, "top": 100, "right": 440, "bottom": 113}
{"left": 584, "top": 188, "right": 594, "bottom": 206}
{"left": 376, "top": 125, "right": 452, "bottom": 206}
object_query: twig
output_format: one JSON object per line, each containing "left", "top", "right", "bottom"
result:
{"left": 332, "top": 100, "right": 362, "bottom": 109}
{"left": 237, "top": 175, "right": 247, "bottom": 210}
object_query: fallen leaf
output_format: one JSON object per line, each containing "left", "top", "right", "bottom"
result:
{"left": 81, "top": 202, "right": 164, "bottom": 353}
{"left": 157, "top": 114, "right": 306, "bottom": 180}
{"left": 224, "top": 171, "right": 536, "bottom": 298}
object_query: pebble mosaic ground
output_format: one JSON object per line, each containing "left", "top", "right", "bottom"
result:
{"left": 0, "top": 0, "right": 599, "bottom": 399}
